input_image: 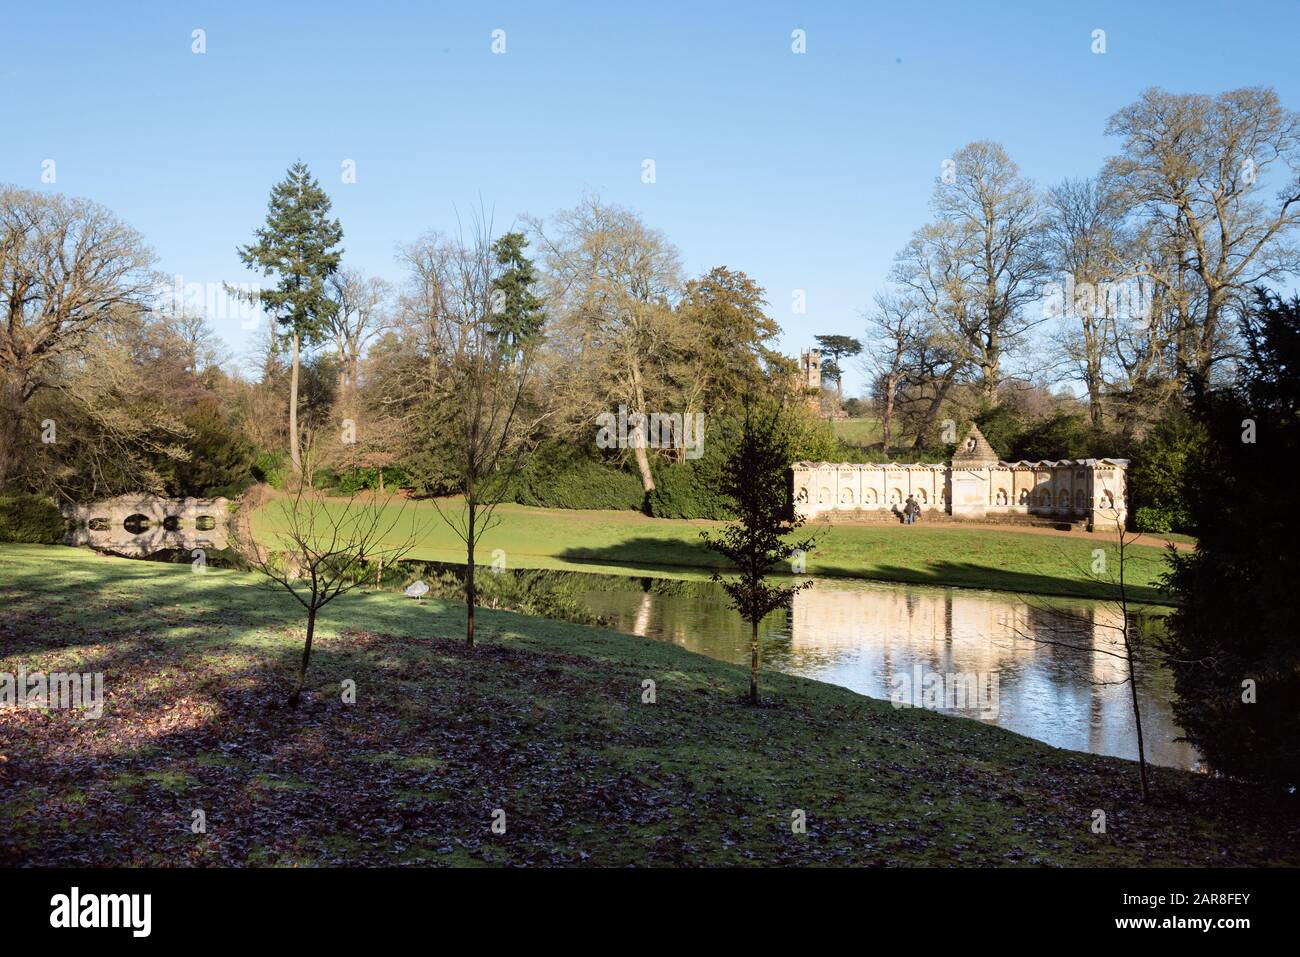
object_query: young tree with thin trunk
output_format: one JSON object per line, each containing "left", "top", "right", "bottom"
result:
{"left": 700, "top": 402, "right": 815, "bottom": 705}
{"left": 234, "top": 162, "right": 344, "bottom": 477}
{"left": 1017, "top": 508, "right": 1153, "bottom": 801}
{"left": 403, "top": 222, "right": 541, "bottom": 648}
{"left": 233, "top": 485, "right": 419, "bottom": 706}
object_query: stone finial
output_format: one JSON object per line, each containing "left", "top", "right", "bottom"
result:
{"left": 952, "top": 422, "right": 999, "bottom": 466}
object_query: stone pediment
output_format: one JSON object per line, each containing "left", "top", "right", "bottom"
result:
{"left": 952, "top": 423, "right": 999, "bottom": 466}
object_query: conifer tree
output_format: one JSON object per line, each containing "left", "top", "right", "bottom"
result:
{"left": 235, "top": 162, "right": 344, "bottom": 476}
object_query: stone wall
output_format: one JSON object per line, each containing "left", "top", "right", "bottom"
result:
{"left": 791, "top": 425, "right": 1128, "bottom": 530}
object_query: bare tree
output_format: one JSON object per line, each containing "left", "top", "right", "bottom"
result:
{"left": 0, "top": 186, "right": 156, "bottom": 488}
{"left": 326, "top": 267, "right": 392, "bottom": 404}
{"left": 232, "top": 485, "right": 420, "bottom": 706}
{"left": 927, "top": 141, "right": 1052, "bottom": 405}
{"left": 861, "top": 291, "right": 923, "bottom": 452}
{"left": 1043, "top": 176, "right": 1132, "bottom": 428}
{"left": 1013, "top": 509, "right": 1155, "bottom": 800}
{"left": 527, "top": 196, "right": 682, "bottom": 495}
{"left": 1106, "top": 86, "right": 1300, "bottom": 387}
{"left": 401, "top": 221, "right": 541, "bottom": 648}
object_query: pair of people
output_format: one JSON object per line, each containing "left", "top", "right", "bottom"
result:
{"left": 903, "top": 494, "right": 921, "bottom": 525}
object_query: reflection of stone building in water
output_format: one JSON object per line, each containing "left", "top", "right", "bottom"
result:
{"left": 63, "top": 494, "right": 230, "bottom": 557}
{"left": 785, "top": 583, "right": 1198, "bottom": 769}
{"left": 791, "top": 423, "right": 1127, "bottom": 530}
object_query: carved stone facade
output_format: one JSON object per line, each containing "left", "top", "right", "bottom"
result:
{"left": 62, "top": 494, "right": 230, "bottom": 557}
{"left": 791, "top": 424, "right": 1128, "bottom": 529}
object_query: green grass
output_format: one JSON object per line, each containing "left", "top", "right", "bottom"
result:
{"left": 253, "top": 494, "right": 1176, "bottom": 604}
{"left": 832, "top": 416, "right": 883, "bottom": 447}
{"left": 1, "top": 542, "right": 1294, "bottom": 867}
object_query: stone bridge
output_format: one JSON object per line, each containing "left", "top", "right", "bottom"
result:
{"left": 62, "top": 494, "right": 230, "bottom": 557}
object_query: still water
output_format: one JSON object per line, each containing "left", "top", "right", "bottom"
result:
{"left": 394, "top": 562, "right": 1199, "bottom": 771}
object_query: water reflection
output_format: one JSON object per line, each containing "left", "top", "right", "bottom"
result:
{"left": 577, "top": 575, "right": 1199, "bottom": 770}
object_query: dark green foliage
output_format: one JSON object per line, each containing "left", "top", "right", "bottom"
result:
{"left": 1010, "top": 412, "right": 1093, "bottom": 461}
{"left": 1129, "top": 407, "right": 1204, "bottom": 534}
{"left": 1161, "top": 291, "right": 1300, "bottom": 788}
{"left": 235, "top": 162, "right": 344, "bottom": 348}
{"left": 337, "top": 466, "right": 410, "bottom": 495}
{"left": 0, "top": 493, "right": 66, "bottom": 544}
{"left": 252, "top": 450, "right": 289, "bottom": 490}
{"left": 490, "top": 232, "right": 546, "bottom": 350}
{"left": 647, "top": 456, "right": 736, "bottom": 520}
{"left": 699, "top": 402, "right": 815, "bottom": 704}
{"left": 166, "top": 402, "right": 257, "bottom": 498}
{"left": 505, "top": 441, "right": 644, "bottom": 510}
{"left": 813, "top": 335, "right": 863, "bottom": 399}
{"left": 973, "top": 405, "right": 1022, "bottom": 458}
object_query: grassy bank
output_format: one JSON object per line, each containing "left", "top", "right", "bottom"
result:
{"left": 253, "top": 495, "right": 1176, "bottom": 603}
{"left": 2, "top": 543, "right": 1292, "bottom": 867}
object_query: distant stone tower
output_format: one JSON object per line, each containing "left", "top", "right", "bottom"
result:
{"left": 798, "top": 350, "right": 822, "bottom": 391}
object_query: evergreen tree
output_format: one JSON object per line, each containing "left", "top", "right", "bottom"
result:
{"left": 235, "top": 162, "right": 344, "bottom": 475}
{"left": 700, "top": 401, "right": 815, "bottom": 704}
{"left": 814, "top": 334, "right": 863, "bottom": 405}
{"left": 1161, "top": 290, "right": 1300, "bottom": 788}
{"left": 490, "top": 232, "right": 546, "bottom": 351}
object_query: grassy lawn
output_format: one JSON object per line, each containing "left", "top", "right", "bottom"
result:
{"left": 832, "top": 415, "right": 882, "bottom": 447}
{"left": 2, "top": 543, "right": 1293, "bottom": 867}
{"left": 253, "top": 495, "right": 1176, "bottom": 604}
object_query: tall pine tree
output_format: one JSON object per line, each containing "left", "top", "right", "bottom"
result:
{"left": 236, "top": 162, "right": 344, "bottom": 475}
{"left": 489, "top": 231, "right": 546, "bottom": 352}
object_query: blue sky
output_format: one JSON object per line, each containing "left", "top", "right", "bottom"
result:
{"left": 2, "top": 1, "right": 1297, "bottom": 391}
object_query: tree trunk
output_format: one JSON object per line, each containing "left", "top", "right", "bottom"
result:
{"left": 749, "top": 618, "right": 759, "bottom": 705}
{"left": 289, "top": 332, "right": 303, "bottom": 475}
{"left": 0, "top": 387, "right": 21, "bottom": 491}
{"left": 289, "top": 605, "right": 317, "bottom": 707}
{"left": 1125, "top": 634, "right": 1150, "bottom": 801}
{"left": 630, "top": 360, "right": 655, "bottom": 494}
{"left": 911, "top": 376, "right": 955, "bottom": 451}
{"left": 881, "top": 371, "right": 897, "bottom": 453}
{"left": 466, "top": 506, "right": 476, "bottom": 648}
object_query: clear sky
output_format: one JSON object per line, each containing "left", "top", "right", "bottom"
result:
{"left": 2, "top": 1, "right": 1297, "bottom": 391}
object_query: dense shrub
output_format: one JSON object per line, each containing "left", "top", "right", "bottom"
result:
{"left": 168, "top": 402, "right": 258, "bottom": 498}
{"left": 647, "top": 455, "right": 736, "bottom": 520}
{"left": 0, "top": 493, "right": 67, "bottom": 544}
{"left": 973, "top": 405, "right": 1023, "bottom": 457}
{"left": 337, "top": 466, "right": 410, "bottom": 494}
{"left": 507, "top": 442, "right": 644, "bottom": 510}
{"left": 1129, "top": 408, "right": 1203, "bottom": 535}
{"left": 252, "top": 449, "right": 289, "bottom": 490}
{"left": 1010, "top": 412, "right": 1093, "bottom": 461}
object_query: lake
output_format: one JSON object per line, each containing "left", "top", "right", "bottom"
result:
{"left": 390, "top": 561, "right": 1200, "bottom": 771}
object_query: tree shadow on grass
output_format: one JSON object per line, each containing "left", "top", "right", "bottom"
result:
{"left": 809, "top": 560, "right": 1169, "bottom": 605}
{"left": 555, "top": 535, "right": 725, "bottom": 576}
{"left": 554, "top": 536, "right": 1170, "bottom": 604}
